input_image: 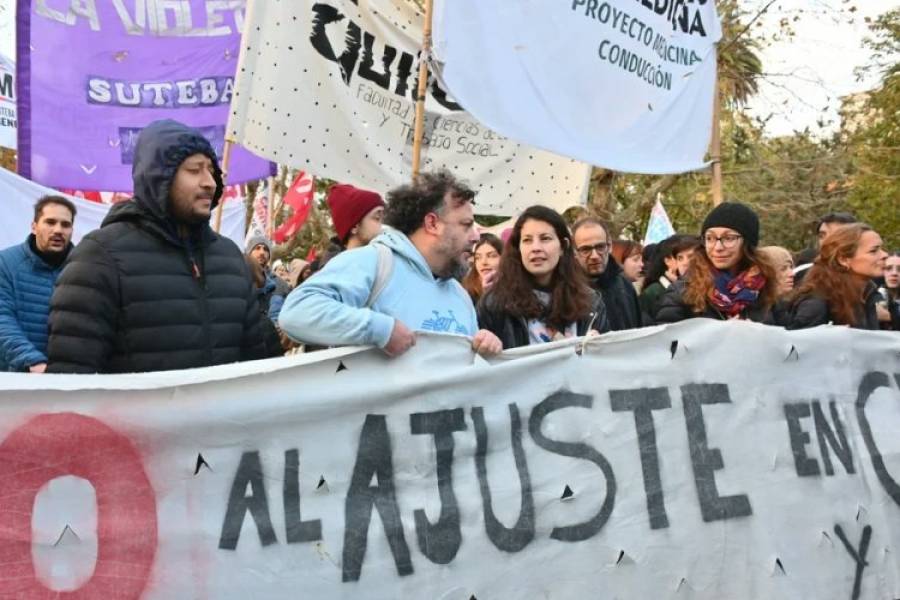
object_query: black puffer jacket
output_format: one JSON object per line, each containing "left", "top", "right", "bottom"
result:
{"left": 47, "top": 120, "right": 265, "bottom": 373}
{"left": 655, "top": 279, "right": 774, "bottom": 324}
{"left": 477, "top": 290, "right": 610, "bottom": 350}
{"left": 589, "top": 258, "right": 642, "bottom": 331}
{"left": 787, "top": 282, "right": 880, "bottom": 330}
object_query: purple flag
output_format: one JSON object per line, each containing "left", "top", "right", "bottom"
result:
{"left": 16, "top": 0, "right": 270, "bottom": 192}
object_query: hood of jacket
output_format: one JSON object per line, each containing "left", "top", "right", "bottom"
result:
{"left": 131, "top": 120, "right": 224, "bottom": 220}
{"left": 101, "top": 120, "right": 224, "bottom": 244}
{"left": 370, "top": 226, "right": 435, "bottom": 280}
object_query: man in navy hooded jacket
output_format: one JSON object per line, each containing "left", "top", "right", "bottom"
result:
{"left": 47, "top": 120, "right": 266, "bottom": 373}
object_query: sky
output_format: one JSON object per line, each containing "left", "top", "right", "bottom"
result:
{"left": 745, "top": 0, "right": 898, "bottom": 137}
{"left": 0, "top": 0, "right": 895, "bottom": 138}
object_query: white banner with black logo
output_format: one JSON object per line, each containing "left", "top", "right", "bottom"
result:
{"left": 435, "top": 0, "right": 722, "bottom": 174}
{"left": 1, "top": 321, "right": 899, "bottom": 598}
{"left": 227, "top": 0, "right": 591, "bottom": 216}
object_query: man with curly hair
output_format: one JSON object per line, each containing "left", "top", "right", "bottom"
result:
{"left": 46, "top": 120, "right": 266, "bottom": 373}
{"left": 280, "top": 170, "right": 502, "bottom": 357}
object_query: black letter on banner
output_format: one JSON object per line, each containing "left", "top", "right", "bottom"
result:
{"left": 681, "top": 384, "right": 752, "bottom": 522}
{"left": 358, "top": 32, "right": 396, "bottom": 90}
{"left": 218, "top": 451, "right": 277, "bottom": 550}
{"left": 812, "top": 401, "right": 855, "bottom": 475}
{"left": 342, "top": 415, "right": 412, "bottom": 582}
{"left": 784, "top": 403, "right": 821, "bottom": 477}
{"left": 410, "top": 409, "right": 466, "bottom": 564}
{"left": 834, "top": 523, "right": 872, "bottom": 600}
{"left": 283, "top": 449, "right": 322, "bottom": 544}
{"left": 609, "top": 387, "right": 672, "bottom": 530}
{"left": 529, "top": 391, "right": 616, "bottom": 542}
{"left": 309, "top": 4, "right": 361, "bottom": 85}
{"left": 855, "top": 372, "right": 900, "bottom": 506}
{"left": 472, "top": 404, "right": 535, "bottom": 552}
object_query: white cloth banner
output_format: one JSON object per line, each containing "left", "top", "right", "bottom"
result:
{"left": 227, "top": 0, "right": 591, "bottom": 217}
{"left": 0, "top": 167, "right": 248, "bottom": 251}
{"left": 435, "top": 0, "right": 722, "bottom": 174}
{"left": 0, "top": 53, "right": 15, "bottom": 150}
{"left": 1, "top": 321, "right": 900, "bottom": 598}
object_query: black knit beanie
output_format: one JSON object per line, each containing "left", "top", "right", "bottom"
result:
{"left": 701, "top": 202, "right": 760, "bottom": 248}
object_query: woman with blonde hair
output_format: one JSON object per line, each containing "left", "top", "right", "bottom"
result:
{"left": 758, "top": 246, "right": 794, "bottom": 326}
{"left": 788, "top": 224, "right": 888, "bottom": 330}
{"left": 656, "top": 202, "right": 778, "bottom": 323}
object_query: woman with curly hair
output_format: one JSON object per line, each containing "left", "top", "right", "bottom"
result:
{"left": 655, "top": 202, "right": 778, "bottom": 323}
{"left": 462, "top": 233, "right": 503, "bottom": 303}
{"left": 477, "top": 205, "right": 609, "bottom": 348}
{"left": 788, "top": 224, "right": 888, "bottom": 330}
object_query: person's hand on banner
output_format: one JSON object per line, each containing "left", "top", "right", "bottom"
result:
{"left": 28, "top": 363, "right": 47, "bottom": 374}
{"left": 383, "top": 320, "right": 416, "bottom": 357}
{"left": 471, "top": 329, "right": 503, "bottom": 357}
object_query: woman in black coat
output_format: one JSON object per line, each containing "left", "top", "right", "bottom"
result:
{"left": 655, "top": 202, "right": 778, "bottom": 324}
{"left": 788, "top": 223, "right": 888, "bottom": 330}
{"left": 477, "top": 206, "right": 608, "bottom": 349}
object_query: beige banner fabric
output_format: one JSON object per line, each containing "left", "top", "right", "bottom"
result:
{"left": 1, "top": 321, "right": 900, "bottom": 598}
{"left": 226, "top": 0, "right": 590, "bottom": 216}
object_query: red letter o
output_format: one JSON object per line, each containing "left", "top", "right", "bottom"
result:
{"left": 0, "top": 413, "right": 157, "bottom": 598}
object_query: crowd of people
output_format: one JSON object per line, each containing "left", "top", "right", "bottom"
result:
{"left": 1, "top": 120, "right": 897, "bottom": 375}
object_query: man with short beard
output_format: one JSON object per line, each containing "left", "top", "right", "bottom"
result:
{"left": 572, "top": 217, "right": 642, "bottom": 331}
{"left": 47, "top": 120, "right": 265, "bottom": 373}
{"left": 0, "top": 195, "right": 76, "bottom": 372}
{"left": 279, "top": 170, "right": 502, "bottom": 357}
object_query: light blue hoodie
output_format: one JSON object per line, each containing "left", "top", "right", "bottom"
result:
{"left": 279, "top": 227, "right": 477, "bottom": 348}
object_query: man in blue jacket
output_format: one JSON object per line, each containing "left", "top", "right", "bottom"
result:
{"left": 0, "top": 195, "right": 76, "bottom": 372}
{"left": 279, "top": 170, "right": 502, "bottom": 357}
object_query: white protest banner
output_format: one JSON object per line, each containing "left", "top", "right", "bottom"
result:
{"left": 0, "top": 53, "right": 15, "bottom": 149}
{"left": 435, "top": 0, "right": 722, "bottom": 174}
{"left": 1, "top": 320, "right": 900, "bottom": 598}
{"left": 226, "top": 0, "right": 591, "bottom": 217}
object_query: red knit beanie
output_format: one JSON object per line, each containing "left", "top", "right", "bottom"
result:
{"left": 326, "top": 184, "right": 386, "bottom": 242}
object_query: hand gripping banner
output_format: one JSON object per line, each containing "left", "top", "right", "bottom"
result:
{"left": 1, "top": 320, "right": 899, "bottom": 598}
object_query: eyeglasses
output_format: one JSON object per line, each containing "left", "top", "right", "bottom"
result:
{"left": 704, "top": 234, "right": 742, "bottom": 249}
{"left": 576, "top": 243, "right": 609, "bottom": 258}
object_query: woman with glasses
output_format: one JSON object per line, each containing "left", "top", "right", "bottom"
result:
{"left": 462, "top": 233, "right": 503, "bottom": 303}
{"left": 788, "top": 224, "right": 888, "bottom": 330}
{"left": 655, "top": 202, "right": 778, "bottom": 323}
{"left": 477, "top": 205, "right": 609, "bottom": 348}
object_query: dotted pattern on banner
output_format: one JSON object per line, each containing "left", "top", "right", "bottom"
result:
{"left": 227, "top": 0, "right": 590, "bottom": 216}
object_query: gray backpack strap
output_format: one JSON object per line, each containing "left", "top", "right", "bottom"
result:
{"left": 365, "top": 243, "right": 394, "bottom": 308}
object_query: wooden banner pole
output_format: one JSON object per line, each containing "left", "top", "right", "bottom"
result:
{"left": 213, "top": 140, "right": 234, "bottom": 232}
{"left": 710, "top": 82, "right": 724, "bottom": 206}
{"left": 410, "top": 0, "right": 435, "bottom": 179}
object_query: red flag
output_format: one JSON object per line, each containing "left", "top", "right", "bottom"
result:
{"left": 305, "top": 247, "right": 318, "bottom": 262}
{"left": 272, "top": 172, "right": 314, "bottom": 244}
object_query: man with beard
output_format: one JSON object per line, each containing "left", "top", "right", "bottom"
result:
{"left": 572, "top": 217, "right": 643, "bottom": 331}
{"left": 0, "top": 195, "right": 76, "bottom": 372}
{"left": 279, "top": 170, "right": 502, "bottom": 357}
{"left": 47, "top": 120, "right": 265, "bottom": 373}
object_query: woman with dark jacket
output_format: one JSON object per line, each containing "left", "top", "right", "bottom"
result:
{"left": 477, "top": 206, "right": 609, "bottom": 349}
{"left": 655, "top": 202, "right": 778, "bottom": 324}
{"left": 245, "top": 256, "right": 286, "bottom": 357}
{"left": 640, "top": 234, "right": 699, "bottom": 323}
{"left": 788, "top": 223, "right": 888, "bottom": 330}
